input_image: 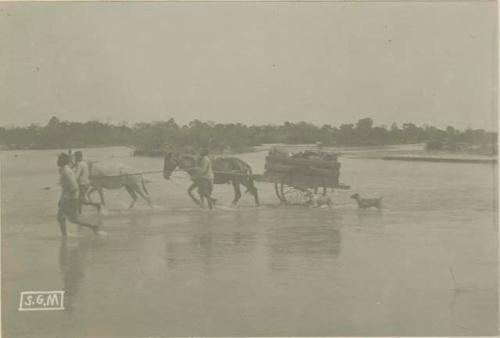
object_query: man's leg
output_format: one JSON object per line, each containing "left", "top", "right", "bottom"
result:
{"left": 198, "top": 184, "right": 206, "bottom": 208}
{"left": 65, "top": 200, "right": 100, "bottom": 234}
{"left": 207, "top": 180, "right": 215, "bottom": 209}
{"left": 79, "top": 185, "right": 101, "bottom": 213}
{"left": 78, "top": 185, "right": 85, "bottom": 214}
{"left": 200, "top": 180, "right": 214, "bottom": 210}
{"left": 188, "top": 182, "right": 201, "bottom": 206}
{"left": 57, "top": 201, "right": 68, "bottom": 236}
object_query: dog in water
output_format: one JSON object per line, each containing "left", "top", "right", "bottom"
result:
{"left": 350, "top": 193, "right": 382, "bottom": 209}
{"left": 306, "top": 191, "right": 333, "bottom": 208}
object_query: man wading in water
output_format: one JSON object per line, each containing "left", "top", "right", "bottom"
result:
{"left": 57, "top": 153, "right": 105, "bottom": 236}
{"left": 72, "top": 151, "right": 101, "bottom": 214}
{"left": 195, "top": 148, "right": 216, "bottom": 210}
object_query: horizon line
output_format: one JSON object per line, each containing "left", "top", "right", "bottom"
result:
{"left": 0, "top": 117, "right": 497, "bottom": 133}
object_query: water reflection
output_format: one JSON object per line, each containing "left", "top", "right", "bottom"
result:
{"left": 163, "top": 211, "right": 259, "bottom": 272}
{"left": 161, "top": 208, "right": 344, "bottom": 278}
{"left": 355, "top": 208, "right": 384, "bottom": 227}
{"left": 58, "top": 239, "right": 85, "bottom": 312}
{"left": 261, "top": 208, "right": 343, "bottom": 275}
{"left": 58, "top": 239, "right": 104, "bottom": 312}
{"left": 273, "top": 225, "right": 341, "bottom": 255}
{"left": 128, "top": 214, "right": 152, "bottom": 228}
{"left": 193, "top": 227, "right": 215, "bottom": 274}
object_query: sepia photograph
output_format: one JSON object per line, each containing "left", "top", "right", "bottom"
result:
{"left": 1, "top": 1, "right": 498, "bottom": 337}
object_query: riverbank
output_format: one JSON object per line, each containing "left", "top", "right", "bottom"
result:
{"left": 382, "top": 156, "right": 497, "bottom": 164}
{"left": 132, "top": 145, "right": 256, "bottom": 157}
{"left": 132, "top": 143, "right": 498, "bottom": 163}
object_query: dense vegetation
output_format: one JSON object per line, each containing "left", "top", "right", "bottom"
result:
{"left": 0, "top": 116, "right": 496, "bottom": 155}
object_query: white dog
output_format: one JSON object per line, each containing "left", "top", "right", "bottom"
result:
{"left": 305, "top": 191, "right": 332, "bottom": 208}
{"left": 350, "top": 193, "right": 382, "bottom": 209}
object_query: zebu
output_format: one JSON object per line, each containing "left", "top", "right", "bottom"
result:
{"left": 86, "top": 161, "right": 153, "bottom": 209}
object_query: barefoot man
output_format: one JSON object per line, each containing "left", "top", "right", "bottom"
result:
{"left": 195, "top": 148, "right": 216, "bottom": 209}
{"left": 57, "top": 153, "right": 104, "bottom": 236}
{"left": 72, "top": 151, "right": 100, "bottom": 214}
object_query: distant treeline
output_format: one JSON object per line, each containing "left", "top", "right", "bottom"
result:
{"left": 0, "top": 116, "right": 497, "bottom": 155}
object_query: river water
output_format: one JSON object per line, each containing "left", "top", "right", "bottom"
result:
{"left": 1, "top": 146, "right": 498, "bottom": 337}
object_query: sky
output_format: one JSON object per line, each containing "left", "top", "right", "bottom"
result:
{"left": 0, "top": 1, "right": 497, "bottom": 130}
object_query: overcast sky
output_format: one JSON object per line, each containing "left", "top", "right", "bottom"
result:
{"left": 0, "top": 2, "right": 497, "bottom": 130}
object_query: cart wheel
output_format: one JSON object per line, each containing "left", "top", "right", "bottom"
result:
{"left": 313, "top": 186, "right": 328, "bottom": 196}
{"left": 274, "top": 183, "right": 285, "bottom": 203}
{"left": 279, "top": 183, "right": 311, "bottom": 205}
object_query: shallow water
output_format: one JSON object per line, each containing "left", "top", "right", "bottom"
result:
{"left": 1, "top": 146, "right": 498, "bottom": 337}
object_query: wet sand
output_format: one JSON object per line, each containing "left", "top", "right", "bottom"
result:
{"left": 1, "top": 146, "right": 498, "bottom": 337}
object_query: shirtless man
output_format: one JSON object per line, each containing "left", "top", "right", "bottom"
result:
{"left": 72, "top": 151, "right": 100, "bottom": 213}
{"left": 57, "top": 153, "right": 104, "bottom": 236}
{"left": 194, "top": 148, "right": 216, "bottom": 210}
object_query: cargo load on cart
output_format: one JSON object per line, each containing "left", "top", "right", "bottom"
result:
{"left": 261, "top": 147, "right": 344, "bottom": 204}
